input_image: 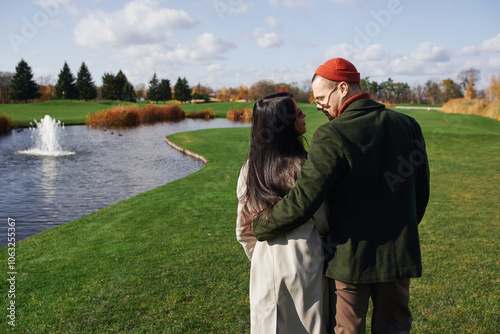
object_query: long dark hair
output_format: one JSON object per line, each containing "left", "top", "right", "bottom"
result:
{"left": 241, "top": 92, "right": 307, "bottom": 227}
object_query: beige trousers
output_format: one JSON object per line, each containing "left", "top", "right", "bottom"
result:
{"left": 330, "top": 278, "right": 412, "bottom": 334}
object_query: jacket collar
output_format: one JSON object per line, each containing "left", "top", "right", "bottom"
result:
{"left": 337, "top": 93, "right": 371, "bottom": 117}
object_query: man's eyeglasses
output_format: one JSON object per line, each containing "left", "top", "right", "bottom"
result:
{"left": 314, "top": 84, "right": 339, "bottom": 105}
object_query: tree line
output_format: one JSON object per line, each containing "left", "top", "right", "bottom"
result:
{"left": 1, "top": 59, "right": 499, "bottom": 104}
{"left": 1, "top": 59, "right": 192, "bottom": 104}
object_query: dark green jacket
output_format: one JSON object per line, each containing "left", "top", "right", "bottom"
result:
{"left": 253, "top": 99, "right": 430, "bottom": 284}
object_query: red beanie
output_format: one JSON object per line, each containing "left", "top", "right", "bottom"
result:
{"left": 315, "top": 58, "right": 360, "bottom": 83}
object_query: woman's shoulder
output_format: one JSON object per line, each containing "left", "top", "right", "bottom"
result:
{"left": 237, "top": 160, "right": 249, "bottom": 197}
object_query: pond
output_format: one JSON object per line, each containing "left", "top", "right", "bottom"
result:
{"left": 0, "top": 118, "right": 250, "bottom": 247}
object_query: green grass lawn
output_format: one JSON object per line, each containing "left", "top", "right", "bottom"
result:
{"left": 0, "top": 100, "right": 255, "bottom": 128}
{"left": 0, "top": 100, "right": 130, "bottom": 127}
{"left": 0, "top": 103, "right": 499, "bottom": 333}
{"left": 396, "top": 103, "right": 443, "bottom": 108}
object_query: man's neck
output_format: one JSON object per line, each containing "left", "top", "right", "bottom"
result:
{"left": 337, "top": 92, "right": 371, "bottom": 117}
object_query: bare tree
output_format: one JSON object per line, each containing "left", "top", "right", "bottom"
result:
{"left": 134, "top": 83, "right": 146, "bottom": 99}
{"left": 424, "top": 79, "right": 442, "bottom": 105}
{"left": 0, "top": 72, "right": 14, "bottom": 103}
{"left": 249, "top": 79, "right": 275, "bottom": 100}
{"left": 457, "top": 68, "right": 480, "bottom": 95}
{"left": 410, "top": 83, "right": 425, "bottom": 104}
{"left": 36, "top": 75, "right": 54, "bottom": 86}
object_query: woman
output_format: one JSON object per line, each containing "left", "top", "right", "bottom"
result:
{"left": 236, "top": 92, "right": 330, "bottom": 333}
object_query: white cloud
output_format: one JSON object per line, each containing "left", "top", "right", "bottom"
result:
{"left": 353, "top": 44, "right": 387, "bottom": 61}
{"left": 195, "top": 33, "right": 236, "bottom": 55}
{"left": 327, "top": 0, "right": 356, "bottom": 7}
{"left": 74, "top": 0, "right": 198, "bottom": 48}
{"left": 411, "top": 42, "right": 451, "bottom": 62}
{"left": 269, "top": 0, "right": 312, "bottom": 10}
{"left": 321, "top": 42, "right": 458, "bottom": 80}
{"left": 207, "top": 64, "right": 222, "bottom": 72}
{"left": 458, "top": 45, "right": 480, "bottom": 56}
{"left": 228, "top": 1, "right": 253, "bottom": 14}
{"left": 256, "top": 32, "right": 284, "bottom": 48}
{"left": 482, "top": 33, "right": 500, "bottom": 53}
{"left": 89, "top": 32, "right": 235, "bottom": 85}
{"left": 322, "top": 43, "right": 357, "bottom": 60}
{"left": 120, "top": 33, "right": 234, "bottom": 65}
{"left": 266, "top": 16, "right": 280, "bottom": 28}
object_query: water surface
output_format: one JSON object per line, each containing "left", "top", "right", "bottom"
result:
{"left": 0, "top": 119, "right": 249, "bottom": 247}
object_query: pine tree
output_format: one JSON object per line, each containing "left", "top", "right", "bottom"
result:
{"left": 76, "top": 62, "right": 97, "bottom": 101}
{"left": 147, "top": 73, "right": 160, "bottom": 103}
{"left": 121, "top": 81, "right": 136, "bottom": 102}
{"left": 101, "top": 72, "right": 119, "bottom": 100}
{"left": 158, "top": 79, "right": 172, "bottom": 103}
{"left": 9, "top": 59, "right": 41, "bottom": 103}
{"left": 174, "top": 77, "right": 191, "bottom": 103}
{"left": 54, "top": 61, "right": 78, "bottom": 99}
{"left": 115, "top": 70, "right": 130, "bottom": 101}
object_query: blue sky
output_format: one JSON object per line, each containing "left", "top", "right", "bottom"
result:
{"left": 1, "top": 0, "right": 499, "bottom": 91}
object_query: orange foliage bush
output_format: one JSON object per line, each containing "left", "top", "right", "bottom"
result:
{"left": 0, "top": 114, "right": 12, "bottom": 134}
{"left": 226, "top": 107, "right": 253, "bottom": 123}
{"left": 185, "top": 108, "right": 215, "bottom": 120}
{"left": 375, "top": 100, "right": 396, "bottom": 108}
{"left": 86, "top": 104, "right": 185, "bottom": 127}
{"left": 441, "top": 98, "right": 500, "bottom": 121}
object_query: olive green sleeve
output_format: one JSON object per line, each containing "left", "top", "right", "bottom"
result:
{"left": 253, "top": 123, "right": 345, "bottom": 241}
{"left": 414, "top": 124, "right": 430, "bottom": 224}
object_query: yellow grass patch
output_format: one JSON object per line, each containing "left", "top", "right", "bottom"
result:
{"left": 86, "top": 104, "right": 185, "bottom": 127}
{"left": 0, "top": 113, "right": 12, "bottom": 134}
{"left": 441, "top": 98, "right": 500, "bottom": 121}
{"left": 185, "top": 108, "right": 215, "bottom": 120}
{"left": 226, "top": 107, "right": 252, "bottom": 123}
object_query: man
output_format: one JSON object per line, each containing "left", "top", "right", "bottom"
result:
{"left": 253, "top": 58, "right": 430, "bottom": 333}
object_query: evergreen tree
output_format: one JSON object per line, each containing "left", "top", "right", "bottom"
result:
{"left": 147, "top": 73, "right": 160, "bottom": 102}
{"left": 101, "top": 73, "right": 120, "bottom": 100}
{"left": 115, "top": 70, "right": 129, "bottom": 101}
{"left": 158, "top": 79, "right": 172, "bottom": 102}
{"left": 54, "top": 62, "right": 78, "bottom": 99}
{"left": 174, "top": 77, "right": 191, "bottom": 103}
{"left": 121, "top": 81, "right": 136, "bottom": 102}
{"left": 9, "top": 59, "right": 41, "bottom": 102}
{"left": 76, "top": 62, "right": 97, "bottom": 101}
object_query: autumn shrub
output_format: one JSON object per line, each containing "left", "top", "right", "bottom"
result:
{"left": 226, "top": 107, "right": 253, "bottom": 123}
{"left": 375, "top": 101, "right": 396, "bottom": 108}
{"left": 185, "top": 108, "right": 215, "bottom": 120}
{"left": 441, "top": 98, "right": 500, "bottom": 121}
{"left": 86, "top": 104, "right": 185, "bottom": 127}
{"left": 0, "top": 113, "right": 12, "bottom": 134}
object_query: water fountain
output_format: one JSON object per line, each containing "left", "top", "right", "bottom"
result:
{"left": 17, "top": 115, "right": 75, "bottom": 156}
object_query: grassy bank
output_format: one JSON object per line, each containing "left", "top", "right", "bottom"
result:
{"left": 0, "top": 100, "right": 131, "bottom": 127}
{"left": 0, "top": 105, "right": 499, "bottom": 332}
{"left": 0, "top": 100, "right": 255, "bottom": 128}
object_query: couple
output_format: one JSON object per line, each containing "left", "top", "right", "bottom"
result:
{"left": 236, "top": 58, "right": 430, "bottom": 334}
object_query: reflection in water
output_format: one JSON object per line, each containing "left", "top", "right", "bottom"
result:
{"left": 40, "top": 157, "right": 57, "bottom": 206}
{"left": 0, "top": 119, "right": 250, "bottom": 247}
